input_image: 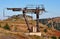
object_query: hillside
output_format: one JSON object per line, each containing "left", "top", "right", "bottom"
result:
{"left": 0, "top": 28, "right": 31, "bottom": 39}
{"left": 39, "top": 17, "right": 60, "bottom": 31}
{"left": 4, "top": 14, "right": 32, "bottom": 21}
{"left": 0, "top": 15, "right": 60, "bottom": 39}
{"left": 0, "top": 14, "right": 49, "bottom": 31}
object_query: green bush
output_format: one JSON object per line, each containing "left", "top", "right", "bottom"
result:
{"left": 3, "top": 23, "right": 10, "bottom": 30}
{"left": 44, "top": 29, "right": 47, "bottom": 33}
{"left": 51, "top": 36, "right": 56, "bottom": 39}
{"left": 0, "top": 24, "right": 1, "bottom": 27}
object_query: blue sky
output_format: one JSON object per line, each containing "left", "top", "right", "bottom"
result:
{"left": 0, "top": 0, "right": 60, "bottom": 20}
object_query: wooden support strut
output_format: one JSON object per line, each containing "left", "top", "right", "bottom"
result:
{"left": 23, "top": 9, "right": 31, "bottom": 32}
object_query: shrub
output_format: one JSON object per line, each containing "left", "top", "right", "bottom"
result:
{"left": 44, "top": 29, "right": 47, "bottom": 33}
{"left": 0, "top": 24, "right": 1, "bottom": 27}
{"left": 3, "top": 23, "right": 10, "bottom": 30}
{"left": 51, "top": 36, "right": 56, "bottom": 39}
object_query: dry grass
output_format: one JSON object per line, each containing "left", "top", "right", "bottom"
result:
{"left": 0, "top": 17, "right": 60, "bottom": 39}
{"left": 0, "top": 28, "right": 31, "bottom": 39}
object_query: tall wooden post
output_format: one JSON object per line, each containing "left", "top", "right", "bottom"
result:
{"left": 36, "top": 13, "right": 40, "bottom": 32}
{"left": 35, "top": 7, "right": 40, "bottom": 32}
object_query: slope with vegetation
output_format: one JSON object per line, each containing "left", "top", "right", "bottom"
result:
{"left": 0, "top": 14, "right": 60, "bottom": 39}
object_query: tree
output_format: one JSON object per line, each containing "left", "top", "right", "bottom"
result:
{"left": 3, "top": 23, "right": 10, "bottom": 30}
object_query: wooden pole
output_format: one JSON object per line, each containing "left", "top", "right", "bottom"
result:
{"left": 23, "top": 9, "right": 31, "bottom": 32}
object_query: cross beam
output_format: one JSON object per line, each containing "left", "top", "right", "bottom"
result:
{"left": 7, "top": 7, "right": 45, "bottom": 14}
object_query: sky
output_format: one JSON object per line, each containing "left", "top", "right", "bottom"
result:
{"left": 0, "top": 0, "right": 60, "bottom": 20}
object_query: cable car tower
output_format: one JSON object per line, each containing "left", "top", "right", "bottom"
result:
{"left": 7, "top": 5, "right": 46, "bottom": 32}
